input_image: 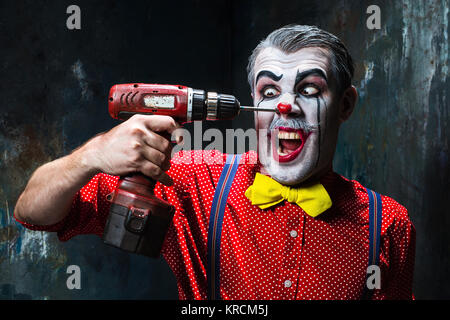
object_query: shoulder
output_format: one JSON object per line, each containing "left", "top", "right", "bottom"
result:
{"left": 166, "top": 149, "right": 257, "bottom": 191}
{"left": 168, "top": 149, "right": 225, "bottom": 176}
{"left": 348, "top": 178, "right": 414, "bottom": 235}
{"left": 167, "top": 149, "right": 226, "bottom": 190}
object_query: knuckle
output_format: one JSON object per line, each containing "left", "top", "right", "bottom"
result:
{"left": 131, "top": 140, "right": 142, "bottom": 150}
{"left": 130, "top": 126, "right": 144, "bottom": 137}
{"left": 158, "top": 152, "right": 167, "bottom": 165}
{"left": 132, "top": 153, "right": 142, "bottom": 162}
{"left": 150, "top": 165, "right": 162, "bottom": 177}
{"left": 161, "top": 138, "right": 170, "bottom": 150}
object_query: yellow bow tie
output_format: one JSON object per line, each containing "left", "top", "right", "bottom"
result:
{"left": 244, "top": 173, "right": 332, "bottom": 217}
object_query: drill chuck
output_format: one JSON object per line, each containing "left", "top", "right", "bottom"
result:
{"left": 214, "top": 93, "right": 241, "bottom": 120}
{"left": 190, "top": 89, "right": 240, "bottom": 121}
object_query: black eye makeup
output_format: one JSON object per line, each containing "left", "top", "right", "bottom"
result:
{"left": 260, "top": 85, "right": 280, "bottom": 99}
{"left": 255, "top": 70, "right": 283, "bottom": 84}
{"left": 297, "top": 83, "right": 321, "bottom": 97}
{"left": 255, "top": 70, "right": 283, "bottom": 101}
{"left": 294, "top": 68, "right": 327, "bottom": 98}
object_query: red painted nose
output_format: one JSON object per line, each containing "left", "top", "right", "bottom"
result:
{"left": 277, "top": 103, "right": 292, "bottom": 114}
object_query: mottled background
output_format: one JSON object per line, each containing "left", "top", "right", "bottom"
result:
{"left": 0, "top": 0, "right": 448, "bottom": 299}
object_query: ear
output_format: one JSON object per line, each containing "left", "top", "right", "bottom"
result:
{"left": 338, "top": 85, "right": 358, "bottom": 124}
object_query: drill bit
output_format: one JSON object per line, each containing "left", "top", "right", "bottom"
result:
{"left": 240, "top": 106, "right": 277, "bottom": 112}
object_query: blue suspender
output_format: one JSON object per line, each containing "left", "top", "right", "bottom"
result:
{"left": 206, "top": 158, "right": 382, "bottom": 300}
{"left": 366, "top": 188, "right": 382, "bottom": 267}
{"left": 363, "top": 187, "right": 383, "bottom": 298}
{"left": 207, "top": 154, "right": 241, "bottom": 300}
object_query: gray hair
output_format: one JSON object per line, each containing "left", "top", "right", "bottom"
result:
{"left": 247, "top": 24, "right": 354, "bottom": 95}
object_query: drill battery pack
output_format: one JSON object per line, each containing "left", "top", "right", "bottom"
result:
{"left": 102, "top": 175, "right": 175, "bottom": 258}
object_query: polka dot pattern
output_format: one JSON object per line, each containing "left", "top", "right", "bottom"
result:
{"left": 17, "top": 149, "right": 416, "bottom": 300}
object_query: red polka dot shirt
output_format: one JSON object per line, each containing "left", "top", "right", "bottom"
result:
{"left": 17, "top": 150, "right": 416, "bottom": 300}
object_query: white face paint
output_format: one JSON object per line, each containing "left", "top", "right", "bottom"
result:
{"left": 253, "top": 47, "right": 341, "bottom": 185}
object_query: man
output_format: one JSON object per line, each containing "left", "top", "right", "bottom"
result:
{"left": 14, "top": 25, "right": 415, "bottom": 300}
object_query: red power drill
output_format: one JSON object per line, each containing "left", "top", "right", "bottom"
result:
{"left": 102, "top": 83, "right": 270, "bottom": 258}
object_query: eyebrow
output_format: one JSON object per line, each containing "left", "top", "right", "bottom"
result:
{"left": 295, "top": 68, "right": 328, "bottom": 86}
{"left": 255, "top": 70, "right": 283, "bottom": 85}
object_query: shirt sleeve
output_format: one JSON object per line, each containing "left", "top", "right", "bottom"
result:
{"left": 16, "top": 173, "right": 119, "bottom": 241}
{"left": 372, "top": 203, "right": 416, "bottom": 300}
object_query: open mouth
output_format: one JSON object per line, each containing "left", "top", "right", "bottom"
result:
{"left": 270, "top": 126, "right": 310, "bottom": 163}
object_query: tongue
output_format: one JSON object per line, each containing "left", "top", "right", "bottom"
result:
{"left": 280, "top": 139, "right": 302, "bottom": 152}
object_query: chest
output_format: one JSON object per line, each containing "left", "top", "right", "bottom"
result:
{"left": 218, "top": 192, "right": 369, "bottom": 299}
{"left": 183, "top": 165, "right": 370, "bottom": 299}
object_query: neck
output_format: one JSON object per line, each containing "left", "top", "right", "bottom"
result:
{"left": 259, "top": 161, "right": 333, "bottom": 187}
{"left": 299, "top": 161, "right": 333, "bottom": 186}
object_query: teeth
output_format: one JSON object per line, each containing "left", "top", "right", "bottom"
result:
{"left": 278, "top": 131, "right": 301, "bottom": 139}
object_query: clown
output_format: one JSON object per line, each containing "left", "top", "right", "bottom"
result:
{"left": 15, "top": 25, "right": 415, "bottom": 300}
{"left": 250, "top": 28, "right": 356, "bottom": 186}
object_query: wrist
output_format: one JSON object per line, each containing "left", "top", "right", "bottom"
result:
{"left": 71, "top": 136, "right": 103, "bottom": 178}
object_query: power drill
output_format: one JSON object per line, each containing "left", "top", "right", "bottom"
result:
{"left": 102, "top": 83, "right": 273, "bottom": 258}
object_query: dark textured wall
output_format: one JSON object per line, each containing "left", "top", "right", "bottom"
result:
{"left": 0, "top": 0, "right": 448, "bottom": 299}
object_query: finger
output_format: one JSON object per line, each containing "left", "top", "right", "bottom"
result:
{"left": 140, "top": 145, "right": 171, "bottom": 172}
{"left": 140, "top": 115, "right": 180, "bottom": 135}
{"left": 140, "top": 161, "right": 173, "bottom": 186}
{"left": 141, "top": 130, "right": 173, "bottom": 157}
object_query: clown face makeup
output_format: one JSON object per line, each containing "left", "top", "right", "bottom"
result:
{"left": 253, "top": 47, "right": 342, "bottom": 185}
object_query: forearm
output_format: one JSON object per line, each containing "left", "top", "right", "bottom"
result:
{"left": 14, "top": 139, "right": 100, "bottom": 226}
{"left": 15, "top": 115, "right": 178, "bottom": 227}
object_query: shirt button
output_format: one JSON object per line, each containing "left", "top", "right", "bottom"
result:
{"left": 289, "top": 230, "right": 298, "bottom": 238}
{"left": 284, "top": 280, "right": 292, "bottom": 288}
